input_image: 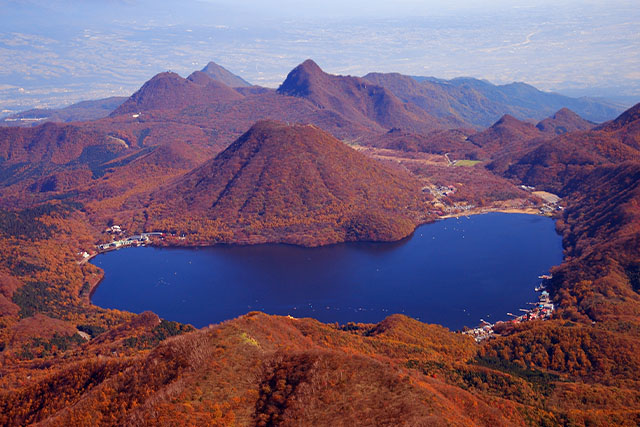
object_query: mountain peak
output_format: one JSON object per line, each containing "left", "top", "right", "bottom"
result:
{"left": 200, "top": 61, "right": 251, "bottom": 87}
{"left": 155, "top": 71, "right": 182, "bottom": 79}
{"left": 277, "top": 59, "right": 326, "bottom": 97}
{"left": 554, "top": 107, "right": 576, "bottom": 117}
{"left": 297, "top": 59, "right": 323, "bottom": 74}
{"left": 550, "top": 108, "right": 589, "bottom": 123}
{"left": 467, "top": 113, "right": 541, "bottom": 156}
{"left": 536, "top": 108, "right": 594, "bottom": 134}
{"left": 493, "top": 114, "right": 523, "bottom": 127}
{"left": 277, "top": 61, "right": 443, "bottom": 133}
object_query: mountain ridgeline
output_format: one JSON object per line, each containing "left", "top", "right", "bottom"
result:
{"left": 396, "top": 74, "right": 625, "bottom": 126}
{"left": 276, "top": 59, "right": 459, "bottom": 133}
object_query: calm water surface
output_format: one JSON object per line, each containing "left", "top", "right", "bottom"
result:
{"left": 91, "top": 213, "right": 563, "bottom": 330}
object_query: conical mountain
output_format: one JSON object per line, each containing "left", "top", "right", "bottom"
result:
{"left": 468, "top": 114, "right": 543, "bottom": 157}
{"left": 111, "top": 71, "right": 243, "bottom": 115}
{"left": 145, "top": 120, "right": 424, "bottom": 246}
{"left": 201, "top": 61, "right": 251, "bottom": 87}
{"left": 277, "top": 60, "right": 444, "bottom": 133}
{"left": 536, "top": 108, "right": 594, "bottom": 135}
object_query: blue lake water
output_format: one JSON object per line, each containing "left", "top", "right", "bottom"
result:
{"left": 90, "top": 213, "right": 563, "bottom": 330}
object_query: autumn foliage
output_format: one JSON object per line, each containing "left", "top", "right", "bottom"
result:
{"left": 0, "top": 62, "right": 639, "bottom": 426}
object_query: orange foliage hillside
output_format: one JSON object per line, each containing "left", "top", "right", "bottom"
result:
{"left": 142, "top": 120, "right": 427, "bottom": 246}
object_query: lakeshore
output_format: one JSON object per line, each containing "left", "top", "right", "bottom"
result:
{"left": 90, "top": 213, "right": 563, "bottom": 331}
{"left": 463, "top": 276, "right": 555, "bottom": 342}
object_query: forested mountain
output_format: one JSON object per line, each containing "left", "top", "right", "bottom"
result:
{"left": 143, "top": 120, "right": 425, "bottom": 246}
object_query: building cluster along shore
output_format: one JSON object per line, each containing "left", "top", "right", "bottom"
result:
{"left": 463, "top": 275, "right": 555, "bottom": 342}
{"left": 93, "top": 225, "right": 164, "bottom": 252}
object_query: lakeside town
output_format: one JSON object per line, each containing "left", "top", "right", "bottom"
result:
{"left": 76, "top": 225, "right": 165, "bottom": 264}
{"left": 463, "top": 274, "right": 555, "bottom": 342}
{"left": 96, "top": 225, "right": 164, "bottom": 251}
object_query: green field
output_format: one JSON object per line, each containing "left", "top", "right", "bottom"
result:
{"left": 454, "top": 160, "right": 482, "bottom": 167}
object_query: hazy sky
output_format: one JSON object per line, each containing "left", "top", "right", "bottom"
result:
{"left": 0, "top": 0, "right": 638, "bottom": 111}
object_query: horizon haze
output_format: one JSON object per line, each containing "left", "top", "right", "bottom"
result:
{"left": 0, "top": 0, "right": 638, "bottom": 114}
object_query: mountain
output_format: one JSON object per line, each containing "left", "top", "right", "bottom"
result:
{"left": 0, "top": 97, "right": 127, "bottom": 127}
{"left": 467, "top": 114, "right": 544, "bottom": 158}
{"left": 143, "top": 120, "right": 425, "bottom": 246}
{"left": 595, "top": 102, "right": 640, "bottom": 134}
{"left": 535, "top": 108, "right": 595, "bottom": 135}
{"left": 491, "top": 103, "right": 640, "bottom": 192}
{"left": 200, "top": 61, "right": 251, "bottom": 87}
{"left": 111, "top": 71, "right": 243, "bottom": 116}
{"left": 366, "top": 73, "right": 625, "bottom": 127}
{"left": 277, "top": 60, "right": 454, "bottom": 134}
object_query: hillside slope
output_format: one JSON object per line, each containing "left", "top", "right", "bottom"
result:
{"left": 492, "top": 103, "right": 640, "bottom": 192}
{"left": 143, "top": 120, "right": 426, "bottom": 246}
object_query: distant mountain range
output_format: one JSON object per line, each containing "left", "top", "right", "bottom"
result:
{"left": 2, "top": 59, "right": 629, "bottom": 130}
{"left": 368, "top": 73, "right": 624, "bottom": 127}
{"left": 1, "top": 59, "right": 637, "bottom": 216}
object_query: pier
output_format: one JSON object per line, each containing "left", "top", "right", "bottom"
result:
{"left": 463, "top": 275, "right": 555, "bottom": 342}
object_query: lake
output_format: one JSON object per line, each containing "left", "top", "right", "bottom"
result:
{"left": 91, "top": 213, "right": 563, "bottom": 330}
